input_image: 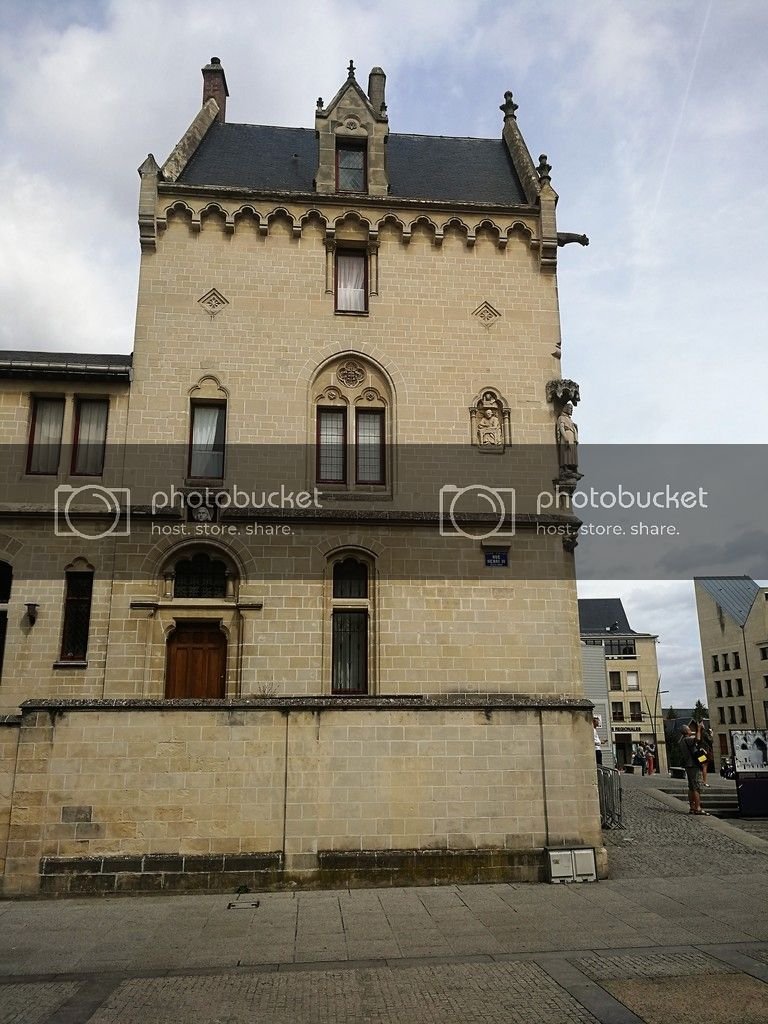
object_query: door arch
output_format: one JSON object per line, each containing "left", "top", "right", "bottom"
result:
{"left": 165, "top": 620, "right": 227, "bottom": 699}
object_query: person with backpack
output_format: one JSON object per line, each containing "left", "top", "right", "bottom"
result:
{"left": 678, "top": 723, "right": 709, "bottom": 815}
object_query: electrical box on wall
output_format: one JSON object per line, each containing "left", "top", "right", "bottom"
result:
{"left": 546, "top": 847, "right": 597, "bottom": 883}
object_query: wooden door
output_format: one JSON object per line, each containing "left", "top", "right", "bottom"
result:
{"left": 165, "top": 621, "right": 226, "bottom": 699}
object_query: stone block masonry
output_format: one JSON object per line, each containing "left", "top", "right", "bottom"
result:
{"left": 1, "top": 697, "right": 606, "bottom": 895}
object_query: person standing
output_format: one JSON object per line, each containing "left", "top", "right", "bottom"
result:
{"left": 593, "top": 716, "right": 603, "bottom": 766}
{"left": 700, "top": 726, "right": 714, "bottom": 787}
{"left": 678, "top": 724, "right": 708, "bottom": 815}
{"left": 646, "top": 741, "right": 656, "bottom": 776}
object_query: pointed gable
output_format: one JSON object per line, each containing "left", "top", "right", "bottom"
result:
{"left": 314, "top": 61, "right": 389, "bottom": 197}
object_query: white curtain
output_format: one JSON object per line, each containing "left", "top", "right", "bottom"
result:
{"left": 190, "top": 405, "right": 224, "bottom": 478}
{"left": 74, "top": 401, "right": 108, "bottom": 474}
{"left": 337, "top": 253, "right": 366, "bottom": 311}
{"left": 29, "top": 399, "right": 64, "bottom": 474}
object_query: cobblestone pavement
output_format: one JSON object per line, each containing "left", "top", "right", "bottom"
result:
{"left": 1, "top": 773, "right": 767, "bottom": 1023}
{"left": 603, "top": 775, "right": 768, "bottom": 878}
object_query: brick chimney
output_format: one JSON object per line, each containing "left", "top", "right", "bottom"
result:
{"left": 202, "top": 57, "right": 229, "bottom": 123}
{"left": 367, "top": 66, "right": 386, "bottom": 117}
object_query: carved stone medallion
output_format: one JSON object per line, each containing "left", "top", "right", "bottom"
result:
{"left": 336, "top": 359, "right": 366, "bottom": 388}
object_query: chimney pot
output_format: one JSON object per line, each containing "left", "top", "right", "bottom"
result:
{"left": 367, "top": 66, "right": 386, "bottom": 116}
{"left": 202, "top": 57, "right": 229, "bottom": 123}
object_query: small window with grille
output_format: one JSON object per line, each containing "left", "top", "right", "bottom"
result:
{"left": 174, "top": 553, "right": 228, "bottom": 599}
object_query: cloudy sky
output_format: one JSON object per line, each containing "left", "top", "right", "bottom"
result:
{"left": 1, "top": 0, "right": 766, "bottom": 708}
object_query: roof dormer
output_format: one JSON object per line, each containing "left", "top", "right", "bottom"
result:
{"left": 314, "top": 61, "right": 389, "bottom": 197}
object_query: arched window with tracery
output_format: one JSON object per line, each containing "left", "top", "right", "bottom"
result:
{"left": 312, "top": 356, "right": 392, "bottom": 491}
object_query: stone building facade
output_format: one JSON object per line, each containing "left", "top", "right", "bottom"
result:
{"left": 695, "top": 576, "right": 768, "bottom": 757}
{"left": 0, "top": 60, "right": 602, "bottom": 895}
{"left": 579, "top": 599, "right": 665, "bottom": 772}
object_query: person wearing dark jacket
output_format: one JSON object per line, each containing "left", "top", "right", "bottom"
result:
{"left": 678, "top": 723, "right": 708, "bottom": 815}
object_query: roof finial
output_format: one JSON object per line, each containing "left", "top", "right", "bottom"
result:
{"left": 537, "top": 154, "right": 552, "bottom": 183}
{"left": 500, "top": 90, "right": 518, "bottom": 120}
{"left": 317, "top": 97, "right": 324, "bottom": 110}
{"left": 347, "top": 59, "right": 356, "bottom": 79}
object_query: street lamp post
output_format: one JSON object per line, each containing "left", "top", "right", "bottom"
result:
{"left": 644, "top": 678, "right": 669, "bottom": 775}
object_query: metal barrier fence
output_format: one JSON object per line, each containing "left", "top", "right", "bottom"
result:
{"left": 597, "top": 765, "right": 624, "bottom": 829}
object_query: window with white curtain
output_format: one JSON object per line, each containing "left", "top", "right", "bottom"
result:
{"left": 189, "top": 401, "right": 226, "bottom": 479}
{"left": 72, "top": 399, "right": 109, "bottom": 475}
{"left": 335, "top": 250, "right": 367, "bottom": 312}
{"left": 317, "top": 408, "right": 346, "bottom": 483}
{"left": 27, "top": 397, "right": 65, "bottom": 474}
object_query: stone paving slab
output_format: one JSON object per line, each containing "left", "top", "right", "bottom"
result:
{"left": 80, "top": 962, "right": 602, "bottom": 1024}
{"left": 0, "top": 982, "right": 79, "bottom": 1024}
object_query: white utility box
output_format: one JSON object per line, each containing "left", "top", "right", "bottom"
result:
{"left": 546, "top": 847, "right": 597, "bottom": 883}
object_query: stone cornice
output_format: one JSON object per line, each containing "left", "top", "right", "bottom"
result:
{"left": 157, "top": 181, "right": 539, "bottom": 218}
{"left": 22, "top": 694, "right": 593, "bottom": 715}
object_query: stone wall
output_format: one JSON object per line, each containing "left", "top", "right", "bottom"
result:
{"left": 0, "top": 718, "right": 20, "bottom": 876}
{"left": 2, "top": 698, "right": 606, "bottom": 895}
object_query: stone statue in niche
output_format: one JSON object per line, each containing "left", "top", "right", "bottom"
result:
{"left": 477, "top": 402, "right": 502, "bottom": 446}
{"left": 556, "top": 401, "right": 579, "bottom": 472}
{"left": 470, "top": 389, "right": 509, "bottom": 449}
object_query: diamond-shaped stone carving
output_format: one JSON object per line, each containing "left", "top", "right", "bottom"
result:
{"left": 198, "top": 288, "right": 229, "bottom": 318}
{"left": 472, "top": 301, "right": 501, "bottom": 327}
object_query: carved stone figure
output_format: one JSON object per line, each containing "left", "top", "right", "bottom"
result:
{"left": 477, "top": 406, "right": 502, "bottom": 446}
{"left": 556, "top": 402, "right": 579, "bottom": 471}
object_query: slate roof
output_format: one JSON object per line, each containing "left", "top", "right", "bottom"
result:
{"left": 578, "top": 598, "right": 640, "bottom": 636}
{"left": 0, "top": 350, "right": 132, "bottom": 380}
{"left": 695, "top": 576, "right": 760, "bottom": 628}
{"left": 176, "top": 123, "right": 527, "bottom": 206}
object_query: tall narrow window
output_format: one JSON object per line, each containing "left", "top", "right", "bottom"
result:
{"left": 27, "top": 397, "right": 65, "bottom": 474}
{"left": 189, "top": 401, "right": 226, "bottom": 479}
{"left": 0, "top": 561, "right": 11, "bottom": 682}
{"left": 60, "top": 571, "right": 93, "bottom": 662}
{"left": 718, "top": 707, "right": 725, "bottom": 724}
{"left": 72, "top": 399, "right": 109, "bottom": 475}
{"left": 336, "top": 142, "right": 366, "bottom": 192}
{"left": 317, "top": 408, "right": 347, "bottom": 483}
{"left": 331, "top": 556, "right": 370, "bottom": 695}
{"left": 626, "top": 671, "right": 640, "bottom": 690}
{"left": 609, "top": 671, "right": 621, "bottom": 691}
{"left": 611, "top": 702, "right": 624, "bottom": 722}
{"left": 356, "top": 409, "right": 385, "bottom": 484}
{"left": 629, "top": 701, "right": 642, "bottom": 721}
{"left": 335, "top": 250, "right": 367, "bottom": 312}
{"left": 733, "top": 651, "right": 741, "bottom": 669}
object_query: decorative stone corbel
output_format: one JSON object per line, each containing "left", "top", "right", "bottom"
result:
{"left": 546, "top": 379, "right": 581, "bottom": 406}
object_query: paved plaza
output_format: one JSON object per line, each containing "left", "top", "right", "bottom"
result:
{"left": 1, "top": 775, "right": 767, "bottom": 1023}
